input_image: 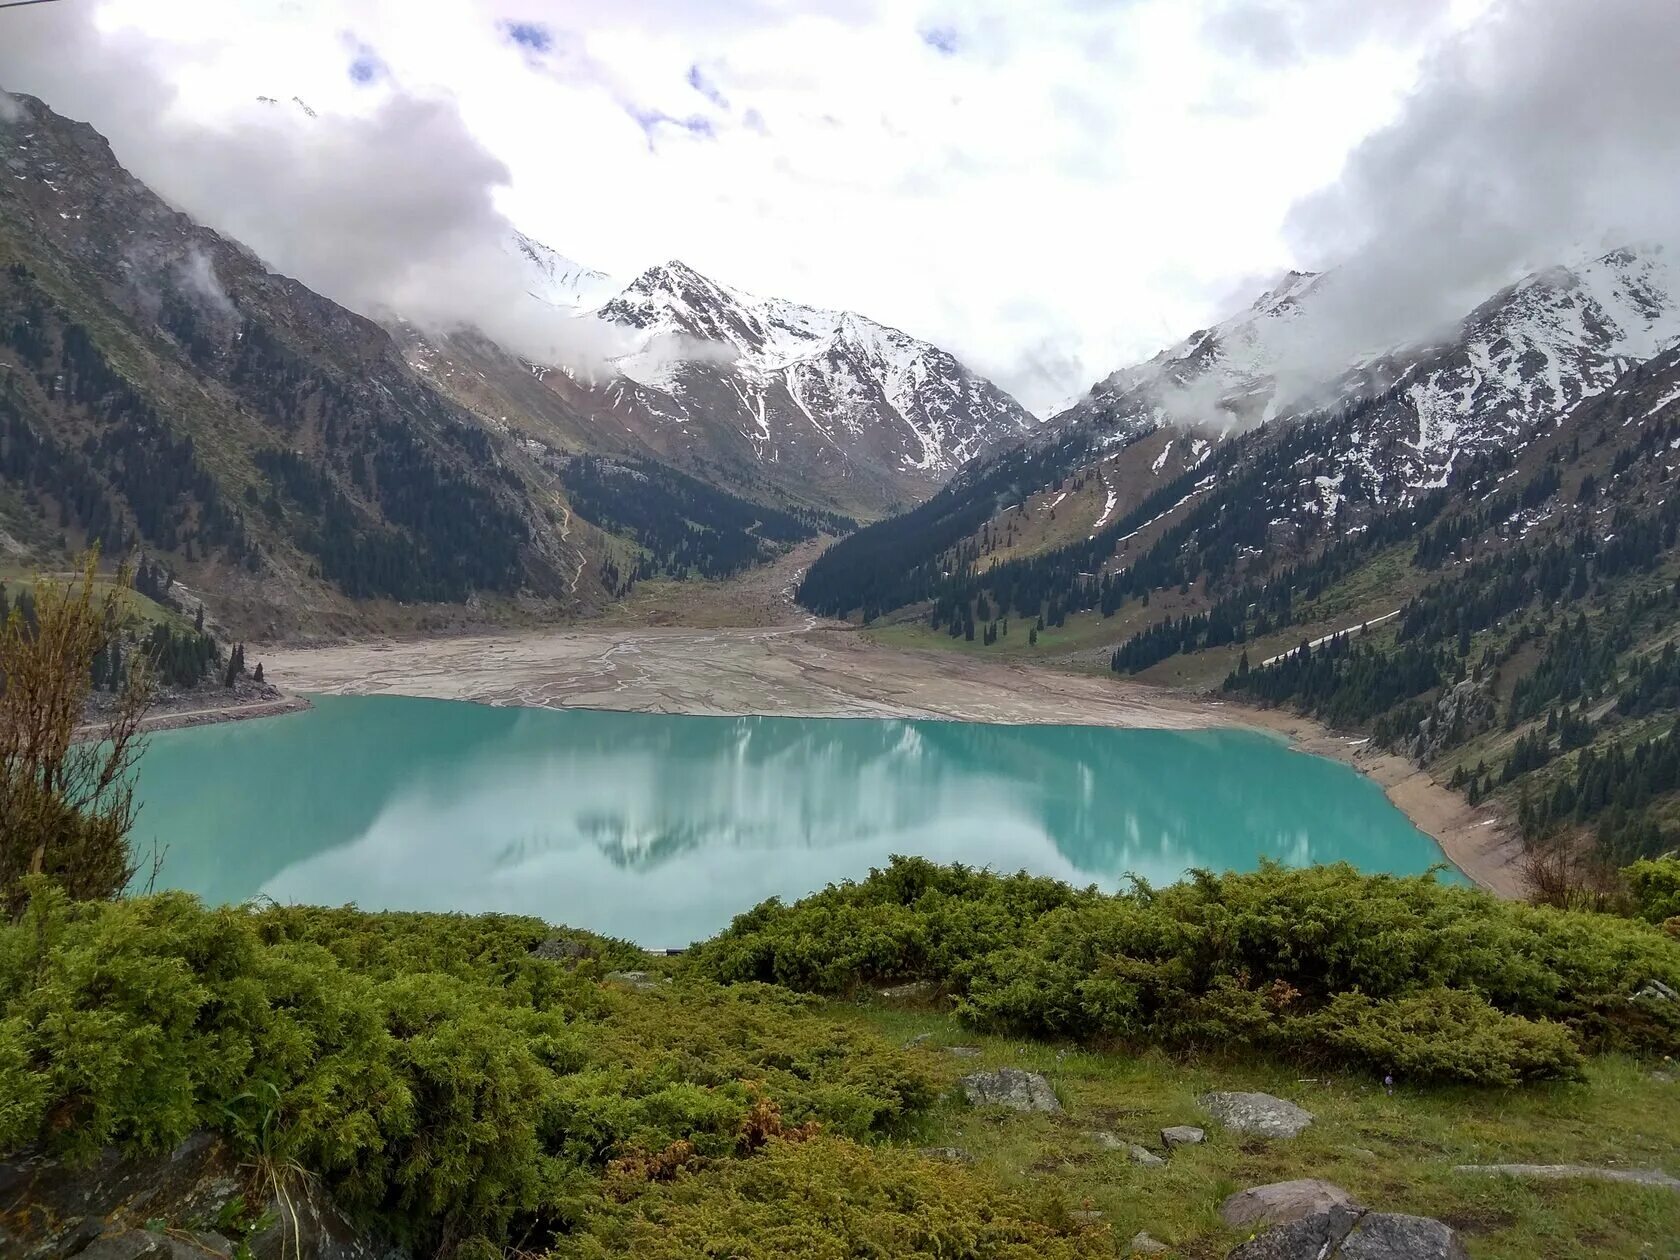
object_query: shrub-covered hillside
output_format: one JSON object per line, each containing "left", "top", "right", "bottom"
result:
{"left": 694, "top": 856, "right": 1680, "bottom": 1086}
{"left": 3, "top": 859, "right": 1679, "bottom": 1258}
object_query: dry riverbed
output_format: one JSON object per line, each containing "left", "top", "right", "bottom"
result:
{"left": 260, "top": 619, "right": 1528, "bottom": 898}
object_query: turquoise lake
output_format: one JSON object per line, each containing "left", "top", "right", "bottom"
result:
{"left": 133, "top": 694, "right": 1455, "bottom": 945}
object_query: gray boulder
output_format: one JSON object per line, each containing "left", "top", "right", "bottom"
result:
{"left": 1162, "top": 1124, "right": 1205, "bottom": 1148}
{"left": 1229, "top": 1206, "right": 1362, "bottom": 1260}
{"left": 1221, "top": 1180, "right": 1362, "bottom": 1229}
{"left": 1633, "top": 979, "right": 1677, "bottom": 1006}
{"left": 1340, "top": 1213, "right": 1469, "bottom": 1259}
{"left": 1128, "top": 1144, "right": 1167, "bottom": 1168}
{"left": 877, "top": 980, "right": 936, "bottom": 1001}
{"left": 1200, "top": 1091, "right": 1314, "bottom": 1138}
{"left": 75, "top": 1234, "right": 175, "bottom": 1260}
{"left": 529, "top": 933, "right": 591, "bottom": 962}
{"left": 1228, "top": 1208, "right": 1467, "bottom": 1260}
{"left": 1084, "top": 1129, "right": 1126, "bottom": 1150}
{"left": 1130, "top": 1231, "right": 1171, "bottom": 1255}
{"left": 960, "top": 1067, "right": 1062, "bottom": 1112}
{"left": 1453, "top": 1163, "right": 1680, "bottom": 1191}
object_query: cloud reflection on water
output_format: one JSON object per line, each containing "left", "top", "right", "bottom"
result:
{"left": 137, "top": 697, "right": 1449, "bottom": 944}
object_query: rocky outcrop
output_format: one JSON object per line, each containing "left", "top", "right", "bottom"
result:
{"left": 1407, "top": 679, "right": 1496, "bottom": 764}
{"left": 1229, "top": 1206, "right": 1467, "bottom": 1260}
{"left": 0, "top": 1132, "right": 403, "bottom": 1260}
{"left": 1128, "top": 1144, "right": 1166, "bottom": 1168}
{"left": 1633, "top": 979, "right": 1678, "bottom": 1007}
{"left": 959, "top": 1068, "right": 1062, "bottom": 1113}
{"left": 1199, "top": 1091, "right": 1315, "bottom": 1139}
{"left": 1129, "top": 1230, "right": 1171, "bottom": 1255}
{"left": 1161, "top": 1125, "right": 1205, "bottom": 1149}
{"left": 1453, "top": 1163, "right": 1680, "bottom": 1191}
{"left": 1220, "top": 1180, "right": 1363, "bottom": 1229}
{"left": 875, "top": 980, "right": 937, "bottom": 1001}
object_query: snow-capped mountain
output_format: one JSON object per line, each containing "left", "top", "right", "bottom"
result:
{"left": 1051, "top": 244, "right": 1680, "bottom": 502}
{"left": 407, "top": 253, "right": 1039, "bottom": 518}
{"left": 507, "top": 230, "right": 617, "bottom": 311}
{"left": 1369, "top": 246, "right": 1680, "bottom": 485}
{"left": 1054, "top": 269, "right": 1326, "bottom": 442}
{"left": 589, "top": 259, "right": 1036, "bottom": 483}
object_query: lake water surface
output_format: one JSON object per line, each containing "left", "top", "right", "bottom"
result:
{"left": 135, "top": 694, "right": 1455, "bottom": 944}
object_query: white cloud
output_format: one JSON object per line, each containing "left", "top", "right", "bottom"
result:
{"left": 3, "top": 0, "right": 1485, "bottom": 411}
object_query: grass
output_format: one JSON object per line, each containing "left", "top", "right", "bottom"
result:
{"left": 0, "top": 564, "right": 183, "bottom": 628}
{"left": 838, "top": 999, "right": 1680, "bottom": 1259}
{"left": 863, "top": 612, "right": 1126, "bottom": 661}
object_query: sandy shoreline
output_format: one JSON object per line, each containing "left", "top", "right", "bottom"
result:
{"left": 251, "top": 620, "right": 1527, "bottom": 898}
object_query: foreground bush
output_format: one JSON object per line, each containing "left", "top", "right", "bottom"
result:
{"left": 693, "top": 857, "right": 1680, "bottom": 1082}
{"left": 1626, "top": 856, "right": 1680, "bottom": 927}
{"left": 0, "top": 890, "right": 934, "bottom": 1256}
{"left": 556, "top": 1134, "right": 1112, "bottom": 1260}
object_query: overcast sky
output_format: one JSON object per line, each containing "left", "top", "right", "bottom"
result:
{"left": 2, "top": 0, "right": 1675, "bottom": 414}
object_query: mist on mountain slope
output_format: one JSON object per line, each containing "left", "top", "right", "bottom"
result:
{"left": 0, "top": 8, "right": 713, "bottom": 380}
{"left": 1138, "top": 0, "right": 1680, "bottom": 433}
{"left": 3, "top": 0, "right": 1678, "bottom": 426}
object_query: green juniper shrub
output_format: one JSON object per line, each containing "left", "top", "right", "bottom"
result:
{"left": 1625, "top": 856, "right": 1680, "bottom": 928}
{"left": 695, "top": 856, "right": 1095, "bottom": 994}
{"left": 694, "top": 857, "right": 1680, "bottom": 1080}
{"left": 554, "top": 1134, "right": 1114, "bottom": 1260}
{"left": 0, "top": 889, "right": 934, "bottom": 1257}
{"left": 1292, "top": 988, "right": 1586, "bottom": 1085}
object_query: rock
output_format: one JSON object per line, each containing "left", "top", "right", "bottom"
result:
{"left": 0, "top": 1132, "right": 406, "bottom": 1260}
{"left": 1633, "top": 979, "right": 1678, "bottom": 1005}
{"left": 1228, "top": 1206, "right": 1362, "bottom": 1260}
{"left": 1084, "top": 1130, "right": 1126, "bottom": 1150}
{"left": 529, "top": 933, "right": 591, "bottom": 962}
{"left": 918, "top": 1147, "right": 974, "bottom": 1163}
{"left": 1069, "top": 1209, "right": 1105, "bottom": 1225}
{"left": 1130, "top": 1232, "right": 1171, "bottom": 1256}
{"left": 877, "top": 980, "right": 936, "bottom": 1000}
{"left": 1408, "top": 678, "right": 1494, "bottom": 762}
{"left": 1161, "top": 1124, "right": 1205, "bottom": 1148}
{"left": 1128, "top": 1144, "right": 1167, "bottom": 1168}
{"left": 1339, "top": 1213, "right": 1468, "bottom": 1260}
{"left": 604, "top": 970, "right": 668, "bottom": 992}
{"left": 1453, "top": 1163, "right": 1680, "bottom": 1191}
{"left": 1220, "top": 1180, "right": 1362, "bottom": 1230}
{"left": 947, "top": 1045, "right": 983, "bottom": 1058}
{"left": 959, "top": 1068, "right": 1062, "bottom": 1113}
{"left": 1227, "top": 1208, "right": 1467, "bottom": 1260}
{"left": 76, "top": 1233, "right": 173, "bottom": 1260}
{"left": 1199, "top": 1091, "right": 1314, "bottom": 1139}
